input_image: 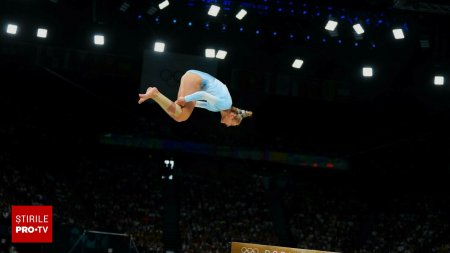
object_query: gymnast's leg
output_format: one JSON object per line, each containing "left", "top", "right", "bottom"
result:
{"left": 138, "top": 72, "right": 202, "bottom": 122}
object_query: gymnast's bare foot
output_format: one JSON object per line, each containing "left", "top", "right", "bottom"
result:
{"left": 138, "top": 87, "right": 159, "bottom": 104}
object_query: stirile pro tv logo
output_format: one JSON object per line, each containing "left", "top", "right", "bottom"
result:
{"left": 12, "top": 206, "right": 53, "bottom": 243}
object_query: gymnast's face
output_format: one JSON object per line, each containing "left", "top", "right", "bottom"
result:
{"left": 221, "top": 111, "right": 239, "bottom": 127}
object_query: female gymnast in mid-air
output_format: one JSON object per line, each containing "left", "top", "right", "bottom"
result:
{"left": 138, "top": 69, "right": 253, "bottom": 127}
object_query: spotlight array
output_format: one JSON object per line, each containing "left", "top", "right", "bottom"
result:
{"left": 2, "top": 1, "right": 447, "bottom": 85}
{"left": 204, "top": 48, "right": 227, "bottom": 59}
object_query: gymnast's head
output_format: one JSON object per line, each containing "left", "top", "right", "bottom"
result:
{"left": 220, "top": 107, "right": 253, "bottom": 127}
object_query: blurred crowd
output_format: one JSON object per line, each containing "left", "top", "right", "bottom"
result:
{"left": 1, "top": 63, "right": 450, "bottom": 253}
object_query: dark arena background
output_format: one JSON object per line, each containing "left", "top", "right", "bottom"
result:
{"left": 1, "top": 0, "right": 450, "bottom": 252}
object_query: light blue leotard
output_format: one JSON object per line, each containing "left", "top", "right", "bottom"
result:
{"left": 184, "top": 70, "right": 232, "bottom": 112}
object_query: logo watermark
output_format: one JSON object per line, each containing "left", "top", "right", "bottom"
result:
{"left": 12, "top": 205, "right": 52, "bottom": 243}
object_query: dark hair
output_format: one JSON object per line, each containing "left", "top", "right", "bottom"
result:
{"left": 230, "top": 106, "right": 253, "bottom": 125}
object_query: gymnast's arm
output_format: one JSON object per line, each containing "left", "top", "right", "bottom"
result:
{"left": 183, "top": 91, "right": 220, "bottom": 105}
{"left": 175, "top": 96, "right": 209, "bottom": 110}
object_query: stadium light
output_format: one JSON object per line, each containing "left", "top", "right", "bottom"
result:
{"left": 392, "top": 28, "right": 405, "bottom": 39}
{"left": 158, "top": 0, "right": 169, "bottom": 10}
{"left": 363, "top": 67, "right": 373, "bottom": 77}
{"left": 119, "top": 2, "right": 130, "bottom": 12}
{"left": 434, "top": 75, "right": 444, "bottom": 85}
{"left": 216, "top": 50, "right": 227, "bottom": 59}
{"left": 236, "top": 9, "right": 247, "bottom": 20}
{"left": 208, "top": 5, "right": 220, "bottom": 17}
{"left": 205, "top": 48, "right": 216, "bottom": 58}
{"left": 353, "top": 24, "right": 365, "bottom": 35}
{"left": 6, "top": 24, "right": 18, "bottom": 35}
{"left": 419, "top": 39, "right": 430, "bottom": 48}
{"left": 154, "top": 42, "right": 165, "bottom": 52}
{"left": 36, "top": 28, "right": 48, "bottom": 38}
{"left": 325, "top": 20, "right": 338, "bottom": 31}
{"left": 292, "top": 59, "right": 304, "bottom": 69}
{"left": 147, "top": 6, "right": 157, "bottom": 15}
{"left": 94, "top": 35, "right": 104, "bottom": 45}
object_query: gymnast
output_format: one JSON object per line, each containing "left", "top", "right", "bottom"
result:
{"left": 138, "top": 69, "right": 252, "bottom": 127}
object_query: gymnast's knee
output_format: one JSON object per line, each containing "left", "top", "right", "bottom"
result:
{"left": 173, "top": 114, "right": 189, "bottom": 122}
